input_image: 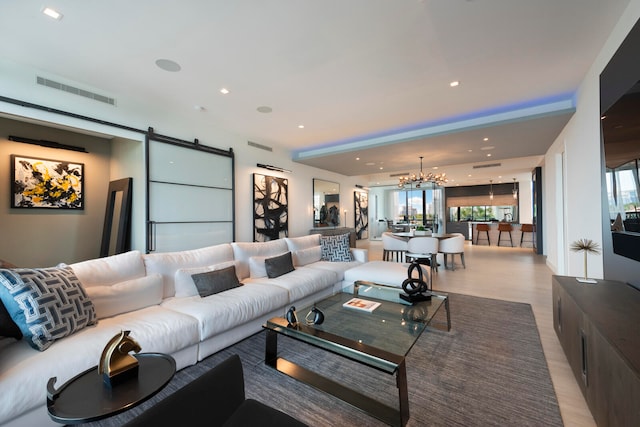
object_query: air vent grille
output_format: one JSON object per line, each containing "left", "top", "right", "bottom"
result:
{"left": 472, "top": 163, "right": 502, "bottom": 169}
{"left": 36, "top": 76, "right": 116, "bottom": 106}
{"left": 389, "top": 172, "right": 410, "bottom": 177}
{"left": 247, "top": 141, "right": 273, "bottom": 152}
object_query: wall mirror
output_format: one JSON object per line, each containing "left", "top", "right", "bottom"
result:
{"left": 313, "top": 179, "right": 340, "bottom": 227}
{"left": 100, "top": 178, "right": 132, "bottom": 257}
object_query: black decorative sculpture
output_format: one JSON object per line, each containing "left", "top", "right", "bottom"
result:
{"left": 400, "top": 260, "right": 432, "bottom": 303}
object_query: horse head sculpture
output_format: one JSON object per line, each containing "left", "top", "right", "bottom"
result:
{"left": 99, "top": 330, "right": 141, "bottom": 386}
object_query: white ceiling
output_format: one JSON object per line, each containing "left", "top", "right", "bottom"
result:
{"left": 0, "top": 0, "right": 631, "bottom": 185}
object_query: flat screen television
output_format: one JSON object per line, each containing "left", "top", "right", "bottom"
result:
{"left": 600, "top": 17, "right": 640, "bottom": 290}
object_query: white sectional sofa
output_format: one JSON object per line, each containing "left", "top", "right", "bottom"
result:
{"left": 0, "top": 234, "right": 367, "bottom": 427}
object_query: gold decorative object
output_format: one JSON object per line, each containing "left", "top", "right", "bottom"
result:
{"left": 570, "top": 238, "right": 601, "bottom": 284}
{"left": 99, "top": 330, "right": 141, "bottom": 387}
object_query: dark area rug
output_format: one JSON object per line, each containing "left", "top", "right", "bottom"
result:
{"left": 84, "top": 293, "right": 563, "bottom": 426}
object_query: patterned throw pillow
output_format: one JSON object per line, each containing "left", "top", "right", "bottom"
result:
{"left": 320, "top": 233, "right": 353, "bottom": 262}
{"left": 0, "top": 267, "right": 96, "bottom": 351}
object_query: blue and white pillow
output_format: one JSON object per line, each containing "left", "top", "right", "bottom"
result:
{"left": 320, "top": 233, "right": 353, "bottom": 262}
{"left": 0, "top": 267, "right": 96, "bottom": 351}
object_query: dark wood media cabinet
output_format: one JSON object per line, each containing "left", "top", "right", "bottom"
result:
{"left": 552, "top": 276, "right": 640, "bottom": 426}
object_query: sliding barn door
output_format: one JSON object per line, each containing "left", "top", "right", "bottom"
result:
{"left": 146, "top": 133, "right": 234, "bottom": 253}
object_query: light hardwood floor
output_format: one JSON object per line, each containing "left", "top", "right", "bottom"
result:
{"left": 356, "top": 239, "right": 595, "bottom": 427}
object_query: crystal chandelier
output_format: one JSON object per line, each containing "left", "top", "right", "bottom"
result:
{"left": 398, "top": 156, "right": 448, "bottom": 189}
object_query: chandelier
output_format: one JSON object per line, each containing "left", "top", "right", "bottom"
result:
{"left": 398, "top": 156, "right": 448, "bottom": 189}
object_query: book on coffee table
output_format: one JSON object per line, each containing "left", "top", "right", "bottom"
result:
{"left": 343, "top": 297, "right": 381, "bottom": 312}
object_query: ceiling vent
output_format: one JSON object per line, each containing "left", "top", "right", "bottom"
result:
{"left": 247, "top": 141, "right": 273, "bottom": 152}
{"left": 389, "top": 172, "right": 410, "bottom": 177}
{"left": 472, "top": 163, "right": 502, "bottom": 169}
{"left": 36, "top": 76, "right": 116, "bottom": 106}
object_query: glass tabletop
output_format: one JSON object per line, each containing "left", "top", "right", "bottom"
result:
{"left": 265, "top": 285, "right": 447, "bottom": 373}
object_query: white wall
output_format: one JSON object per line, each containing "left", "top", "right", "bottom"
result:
{"left": 0, "top": 118, "right": 111, "bottom": 265}
{"left": 0, "top": 59, "right": 362, "bottom": 255}
{"left": 544, "top": 0, "right": 640, "bottom": 278}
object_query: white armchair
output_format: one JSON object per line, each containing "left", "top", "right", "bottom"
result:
{"left": 381, "top": 232, "right": 408, "bottom": 262}
{"left": 438, "top": 234, "right": 466, "bottom": 270}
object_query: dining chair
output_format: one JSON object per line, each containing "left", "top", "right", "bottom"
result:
{"left": 438, "top": 234, "right": 466, "bottom": 270}
{"left": 381, "top": 232, "right": 408, "bottom": 262}
{"left": 406, "top": 236, "right": 439, "bottom": 274}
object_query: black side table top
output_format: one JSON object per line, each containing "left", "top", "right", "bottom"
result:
{"left": 47, "top": 353, "right": 176, "bottom": 424}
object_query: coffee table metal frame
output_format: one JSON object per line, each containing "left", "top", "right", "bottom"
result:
{"left": 263, "top": 282, "right": 450, "bottom": 427}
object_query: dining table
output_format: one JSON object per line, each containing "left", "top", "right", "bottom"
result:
{"left": 391, "top": 232, "right": 456, "bottom": 240}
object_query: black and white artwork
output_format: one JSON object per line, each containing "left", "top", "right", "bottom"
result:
{"left": 354, "top": 191, "right": 368, "bottom": 240}
{"left": 253, "top": 174, "right": 288, "bottom": 241}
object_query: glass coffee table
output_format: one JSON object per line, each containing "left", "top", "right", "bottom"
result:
{"left": 263, "top": 281, "right": 450, "bottom": 427}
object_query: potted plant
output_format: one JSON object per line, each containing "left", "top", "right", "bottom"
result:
{"left": 570, "top": 238, "right": 600, "bottom": 284}
{"left": 414, "top": 225, "right": 428, "bottom": 236}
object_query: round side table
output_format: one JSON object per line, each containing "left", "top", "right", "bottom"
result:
{"left": 47, "top": 353, "right": 176, "bottom": 424}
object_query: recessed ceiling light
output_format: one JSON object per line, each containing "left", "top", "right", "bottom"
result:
{"left": 42, "top": 7, "right": 63, "bottom": 20}
{"left": 468, "top": 149, "right": 473, "bottom": 152}
{"left": 432, "top": 166, "right": 438, "bottom": 170}
{"left": 468, "top": 174, "right": 472, "bottom": 177}
{"left": 487, "top": 153, "right": 492, "bottom": 157}
{"left": 483, "top": 137, "right": 489, "bottom": 141}
{"left": 498, "top": 176, "right": 502, "bottom": 178}
{"left": 450, "top": 81, "right": 460, "bottom": 87}
{"left": 257, "top": 106, "right": 272, "bottom": 113}
{"left": 480, "top": 146, "right": 495, "bottom": 150}
{"left": 365, "top": 162, "right": 376, "bottom": 166}
{"left": 220, "top": 88, "right": 230, "bottom": 95}
{"left": 356, "top": 157, "right": 360, "bottom": 161}
{"left": 298, "top": 124, "right": 305, "bottom": 129}
{"left": 155, "top": 59, "right": 181, "bottom": 72}
{"left": 379, "top": 167, "right": 384, "bottom": 170}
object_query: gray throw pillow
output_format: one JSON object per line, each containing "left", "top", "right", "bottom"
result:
{"left": 264, "top": 252, "right": 295, "bottom": 279}
{"left": 191, "top": 265, "right": 242, "bottom": 298}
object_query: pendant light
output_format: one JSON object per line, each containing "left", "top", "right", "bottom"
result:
{"left": 512, "top": 178, "right": 518, "bottom": 199}
{"left": 489, "top": 180, "right": 494, "bottom": 200}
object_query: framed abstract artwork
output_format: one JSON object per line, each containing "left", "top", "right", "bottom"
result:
{"left": 253, "top": 173, "right": 288, "bottom": 241}
{"left": 354, "top": 190, "right": 368, "bottom": 240}
{"left": 11, "top": 155, "right": 84, "bottom": 209}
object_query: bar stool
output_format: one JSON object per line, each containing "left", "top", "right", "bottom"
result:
{"left": 475, "top": 223, "right": 490, "bottom": 245}
{"left": 520, "top": 224, "right": 534, "bottom": 247}
{"left": 497, "top": 222, "right": 514, "bottom": 247}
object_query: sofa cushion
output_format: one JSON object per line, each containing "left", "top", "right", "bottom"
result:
{"left": 192, "top": 266, "right": 243, "bottom": 297}
{"left": 70, "top": 250, "right": 146, "bottom": 287}
{"left": 265, "top": 252, "right": 295, "bottom": 279}
{"left": 162, "top": 284, "right": 290, "bottom": 340}
{"left": 291, "top": 246, "right": 322, "bottom": 267}
{"left": 284, "top": 234, "right": 321, "bottom": 251}
{"left": 84, "top": 274, "right": 164, "bottom": 319}
{"left": 320, "top": 233, "right": 353, "bottom": 262}
{"left": 246, "top": 267, "right": 338, "bottom": 302}
{"left": 248, "top": 256, "right": 268, "bottom": 279}
{"left": 231, "top": 240, "right": 289, "bottom": 280}
{"left": 0, "top": 299, "right": 22, "bottom": 340}
{"left": 0, "top": 267, "right": 96, "bottom": 351}
{"left": 305, "top": 260, "right": 363, "bottom": 282}
{"left": 174, "top": 260, "right": 240, "bottom": 298}
{"left": 143, "top": 244, "right": 235, "bottom": 298}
